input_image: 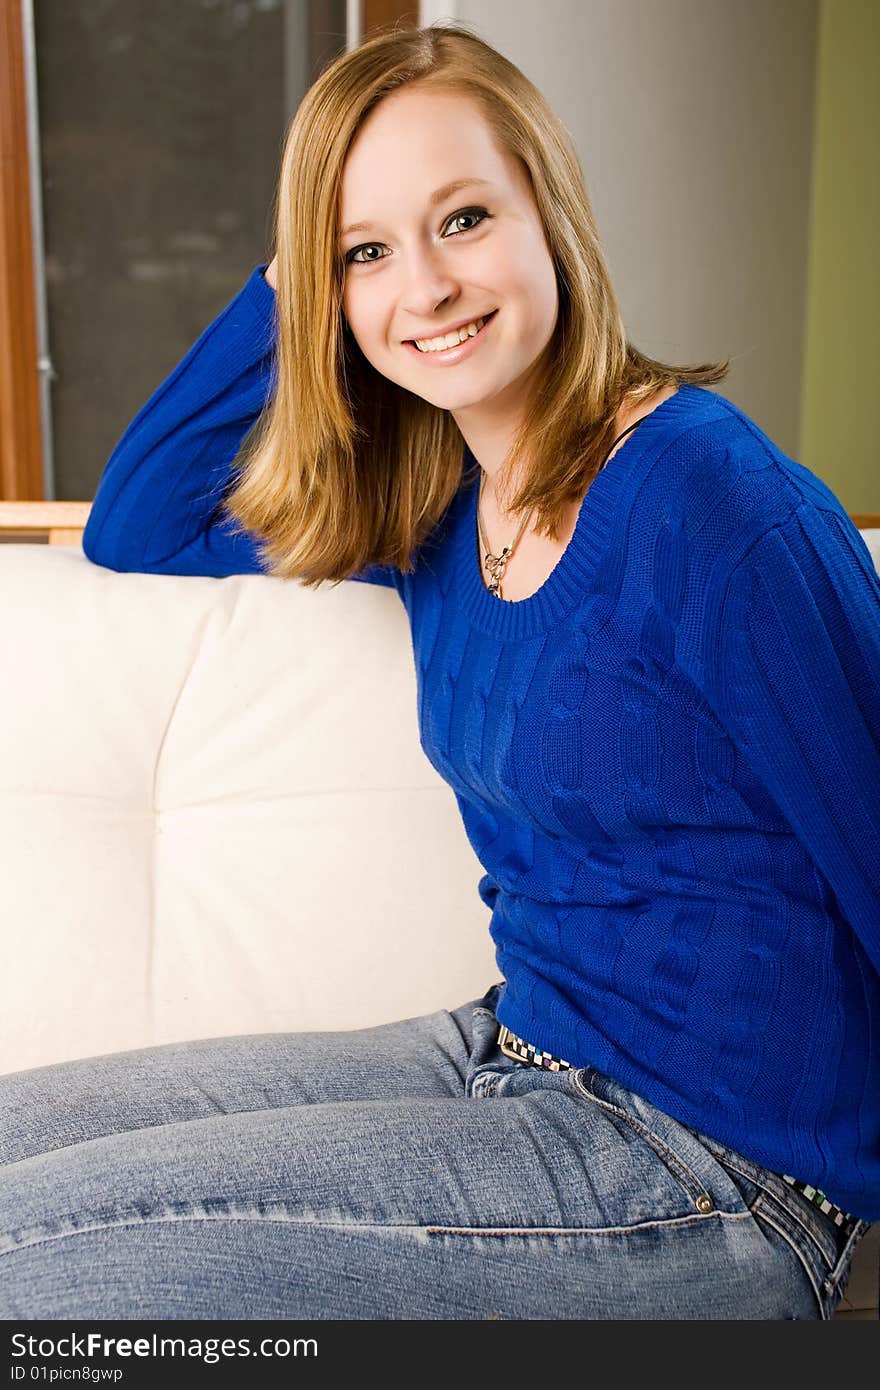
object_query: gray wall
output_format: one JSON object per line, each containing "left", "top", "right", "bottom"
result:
{"left": 449, "top": 0, "right": 818, "bottom": 457}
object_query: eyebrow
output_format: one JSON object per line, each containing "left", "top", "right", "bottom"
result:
{"left": 339, "top": 178, "right": 493, "bottom": 241}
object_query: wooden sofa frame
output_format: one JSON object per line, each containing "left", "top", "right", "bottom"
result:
{"left": 1, "top": 502, "right": 879, "bottom": 547}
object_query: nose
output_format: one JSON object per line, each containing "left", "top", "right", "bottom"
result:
{"left": 399, "top": 241, "right": 459, "bottom": 327}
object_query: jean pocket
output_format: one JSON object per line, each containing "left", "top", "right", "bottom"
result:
{"left": 673, "top": 1128, "right": 874, "bottom": 1319}
{"left": 748, "top": 1185, "right": 872, "bottom": 1320}
{"left": 567, "top": 1066, "right": 746, "bottom": 1217}
{"left": 746, "top": 1192, "right": 835, "bottom": 1319}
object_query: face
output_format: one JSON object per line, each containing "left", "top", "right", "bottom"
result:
{"left": 338, "top": 86, "right": 559, "bottom": 437}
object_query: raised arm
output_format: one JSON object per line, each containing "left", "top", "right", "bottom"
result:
{"left": 82, "top": 265, "right": 278, "bottom": 576}
{"left": 81, "top": 259, "right": 396, "bottom": 587}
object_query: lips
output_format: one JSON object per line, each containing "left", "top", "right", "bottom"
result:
{"left": 406, "top": 309, "right": 497, "bottom": 346}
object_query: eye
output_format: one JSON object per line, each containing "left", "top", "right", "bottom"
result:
{"left": 444, "top": 206, "right": 490, "bottom": 237}
{"left": 344, "top": 206, "right": 491, "bottom": 266}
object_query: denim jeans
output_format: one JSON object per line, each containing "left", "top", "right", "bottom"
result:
{"left": 0, "top": 981, "right": 871, "bottom": 1320}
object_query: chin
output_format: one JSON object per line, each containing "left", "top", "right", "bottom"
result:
{"left": 416, "top": 388, "right": 495, "bottom": 414}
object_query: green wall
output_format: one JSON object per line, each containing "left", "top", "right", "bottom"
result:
{"left": 801, "top": 0, "right": 880, "bottom": 514}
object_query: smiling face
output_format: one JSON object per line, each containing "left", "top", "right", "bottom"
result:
{"left": 338, "top": 85, "right": 559, "bottom": 445}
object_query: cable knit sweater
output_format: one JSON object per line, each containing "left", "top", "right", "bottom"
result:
{"left": 83, "top": 265, "right": 880, "bottom": 1219}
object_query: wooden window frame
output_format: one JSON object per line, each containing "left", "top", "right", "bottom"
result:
{"left": 0, "top": 0, "right": 43, "bottom": 501}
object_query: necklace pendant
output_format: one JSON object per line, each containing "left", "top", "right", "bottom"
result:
{"left": 484, "top": 549, "right": 509, "bottom": 599}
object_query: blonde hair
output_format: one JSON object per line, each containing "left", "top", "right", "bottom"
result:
{"left": 222, "top": 20, "right": 729, "bottom": 586}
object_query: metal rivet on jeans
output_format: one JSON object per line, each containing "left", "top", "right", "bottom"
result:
{"left": 695, "top": 1193, "right": 715, "bottom": 1213}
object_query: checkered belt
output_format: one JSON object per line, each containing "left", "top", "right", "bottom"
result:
{"left": 496, "top": 1023, "right": 859, "bottom": 1231}
{"left": 498, "top": 1022, "right": 575, "bottom": 1073}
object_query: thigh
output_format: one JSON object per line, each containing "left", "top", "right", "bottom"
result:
{"left": 0, "top": 1055, "right": 822, "bottom": 1320}
{"left": 0, "top": 983, "right": 503, "bottom": 1166}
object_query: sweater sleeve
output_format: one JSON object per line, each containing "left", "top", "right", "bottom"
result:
{"left": 81, "top": 265, "right": 397, "bottom": 588}
{"left": 699, "top": 503, "right": 880, "bottom": 976}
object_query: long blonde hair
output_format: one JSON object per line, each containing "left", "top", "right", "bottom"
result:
{"left": 222, "top": 20, "right": 729, "bottom": 587}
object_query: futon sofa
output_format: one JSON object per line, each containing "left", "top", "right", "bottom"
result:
{"left": 1, "top": 528, "right": 877, "bottom": 1317}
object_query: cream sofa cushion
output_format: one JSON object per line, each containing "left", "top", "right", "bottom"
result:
{"left": 0, "top": 544, "right": 495, "bottom": 1076}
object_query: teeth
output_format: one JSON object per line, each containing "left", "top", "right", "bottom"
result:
{"left": 414, "top": 316, "right": 487, "bottom": 353}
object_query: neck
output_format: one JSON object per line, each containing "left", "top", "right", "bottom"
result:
{"left": 475, "top": 384, "right": 679, "bottom": 517}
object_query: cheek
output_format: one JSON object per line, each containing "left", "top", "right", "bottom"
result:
{"left": 494, "top": 236, "right": 555, "bottom": 310}
{"left": 340, "top": 304, "right": 371, "bottom": 362}
{"left": 519, "top": 254, "right": 558, "bottom": 336}
{"left": 342, "top": 286, "right": 385, "bottom": 352}
{"left": 340, "top": 284, "right": 355, "bottom": 335}
{"left": 521, "top": 241, "right": 556, "bottom": 294}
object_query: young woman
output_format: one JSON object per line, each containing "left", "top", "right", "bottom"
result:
{"left": 1, "top": 23, "right": 877, "bottom": 1321}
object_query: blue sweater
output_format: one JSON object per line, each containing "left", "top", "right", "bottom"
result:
{"left": 83, "top": 265, "right": 880, "bottom": 1220}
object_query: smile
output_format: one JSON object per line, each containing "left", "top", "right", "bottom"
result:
{"left": 403, "top": 310, "right": 498, "bottom": 365}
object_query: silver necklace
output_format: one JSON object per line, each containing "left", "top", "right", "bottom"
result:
{"left": 476, "top": 416, "right": 646, "bottom": 599}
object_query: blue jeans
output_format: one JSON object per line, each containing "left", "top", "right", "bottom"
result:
{"left": 0, "top": 982, "right": 870, "bottom": 1320}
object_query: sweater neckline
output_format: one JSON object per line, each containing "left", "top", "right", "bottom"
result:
{"left": 451, "top": 383, "right": 712, "bottom": 639}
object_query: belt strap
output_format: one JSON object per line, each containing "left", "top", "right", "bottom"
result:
{"left": 778, "top": 1174, "right": 856, "bottom": 1229}
{"left": 497, "top": 1023, "right": 572, "bottom": 1072}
